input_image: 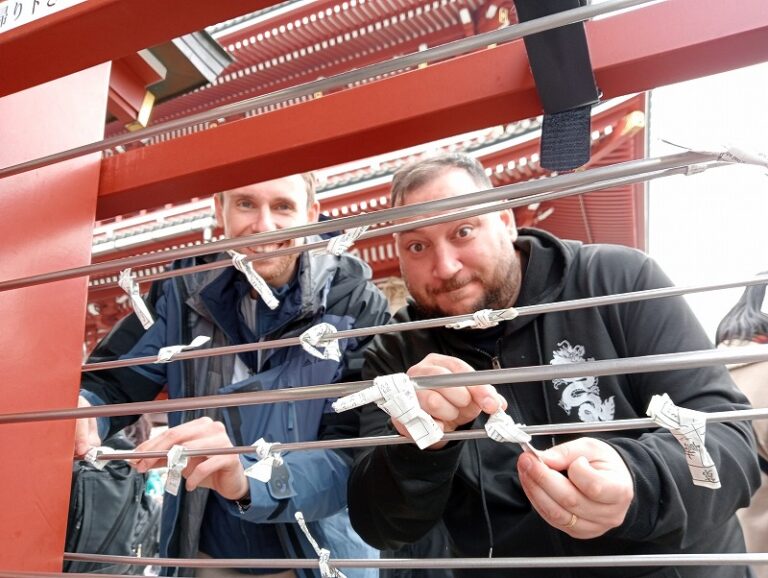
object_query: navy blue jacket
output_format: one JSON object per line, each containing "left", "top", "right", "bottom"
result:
{"left": 83, "top": 248, "right": 389, "bottom": 577}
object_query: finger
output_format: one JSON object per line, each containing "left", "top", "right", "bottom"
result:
{"left": 468, "top": 384, "right": 505, "bottom": 414}
{"left": 539, "top": 437, "right": 613, "bottom": 471}
{"left": 419, "top": 386, "right": 474, "bottom": 412}
{"left": 87, "top": 418, "right": 102, "bottom": 446}
{"left": 417, "top": 353, "right": 476, "bottom": 374}
{"left": 518, "top": 453, "right": 620, "bottom": 525}
{"left": 567, "top": 455, "right": 634, "bottom": 507}
{"left": 74, "top": 419, "right": 93, "bottom": 456}
{"left": 518, "top": 453, "right": 581, "bottom": 525}
{"left": 185, "top": 455, "right": 245, "bottom": 496}
{"left": 524, "top": 486, "right": 606, "bottom": 539}
{"left": 541, "top": 439, "right": 634, "bottom": 505}
{"left": 134, "top": 417, "right": 225, "bottom": 472}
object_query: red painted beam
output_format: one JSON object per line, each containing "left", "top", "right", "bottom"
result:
{"left": 0, "top": 0, "right": 279, "bottom": 98}
{"left": 0, "top": 64, "right": 110, "bottom": 573}
{"left": 96, "top": 0, "right": 768, "bottom": 219}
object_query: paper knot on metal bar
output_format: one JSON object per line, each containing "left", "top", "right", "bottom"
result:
{"left": 156, "top": 335, "right": 211, "bottom": 363}
{"left": 324, "top": 225, "right": 370, "bottom": 256}
{"left": 244, "top": 438, "right": 284, "bottom": 483}
{"left": 228, "top": 250, "right": 280, "bottom": 310}
{"left": 485, "top": 403, "right": 543, "bottom": 461}
{"left": 646, "top": 393, "right": 721, "bottom": 489}
{"left": 332, "top": 373, "right": 444, "bottom": 450}
{"left": 295, "top": 511, "right": 347, "bottom": 578}
{"left": 446, "top": 307, "right": 518, "bottom": 330}
{"left": 721, "top": 146, "right": 768, "bottom": 169}
{"left": 164, "top": 445, "right": 188, "bottom": 496}
{"left": 299, "top": 323, "right": 342, "bottom": 361}
{"left": 485, "top": 410, "right": 531, "bottom": 444}
{"left": 83, "top": 446, "right": 116, "bottom": 470}
{"left": 118, "top": 268, "right": 154, "bottom": 329}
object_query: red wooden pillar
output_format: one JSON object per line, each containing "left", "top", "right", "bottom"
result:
{"left": 0, "top": 64, "right": 110, "bottom": 572}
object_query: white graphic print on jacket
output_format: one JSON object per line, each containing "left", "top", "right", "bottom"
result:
{"left": 550, "top": 340, "right": 615, "bottom": 422}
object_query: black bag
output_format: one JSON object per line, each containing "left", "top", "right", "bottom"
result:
{"left": 64, "top": 449, "right": 161, "bottom": 574}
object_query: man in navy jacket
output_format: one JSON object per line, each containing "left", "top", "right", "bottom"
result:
{"left": 77, "top": 173, "right": 389, "bottom": 577}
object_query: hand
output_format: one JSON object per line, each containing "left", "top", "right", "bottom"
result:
{"left": 517, "top": 437, "right": 634, "bottom": 539}
{"left": 133, "top": 417, "right": 249, "bottom": 501}
{"left": 74, "top": 396, "right": 101, "bottom": 457}
{"left": 393, "top": 353, "right": 506, "bottom": 449}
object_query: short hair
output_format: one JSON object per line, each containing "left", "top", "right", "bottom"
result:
{"left": 301, "top": 172, "right": 318, "bottom": 207}
{"left": 390, "top": 152, "right": 492, "bottom": 207}
{"left": 715, "top": 273, "right": 768, "bottom": 345}
{"left": 217, "top": 172, "right": 317, "bottom": 208}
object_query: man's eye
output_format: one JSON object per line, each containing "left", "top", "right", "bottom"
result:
{"left": 457, "top": 225, "right": 474, "bottom": 238}
{"left": 407, "top": 242, "right": 425, "bottom": 254}
{"left": 237, "top": 200, "right": 253, "bottom": 209}
{"left": 274, "top": 203, "right": 292, "bottom": 212}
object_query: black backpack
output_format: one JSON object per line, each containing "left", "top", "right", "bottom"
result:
{"left": 64, "top": 433, "right": 161, "bottom": 574}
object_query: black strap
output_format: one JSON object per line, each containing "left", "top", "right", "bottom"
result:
{"left": 512, "top": 0, "right": 599, "bottom": 171}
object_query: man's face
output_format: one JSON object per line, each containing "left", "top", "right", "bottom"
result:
{"left": 396, "top": 168, "right": 522, "bottom": 318}
{"left": 215, "top": 175, "right": 319, "bottom": 287}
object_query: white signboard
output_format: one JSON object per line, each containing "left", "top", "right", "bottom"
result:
{"left": 0, "top": 0, "right": 87, "bottom": 35}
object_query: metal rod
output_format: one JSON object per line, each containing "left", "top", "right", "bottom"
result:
{"left": 0, "top": 150, "right": 724, "bottom": 292}
{"left": 58, "top": 552, "right": 768, "bottom": 570}
{"left": 87, "top": 161, "right": 710, "bottom": 294}
{"left": 0, "top": 0, "right": 662, "bottom": 180}
{"left": 83, "top": 266, "right": 768, "bottom": 373}
{"left": 99, "top": 407, "right": 768, "bottom": 461}
{"left": 4, "top": 343, "right": 768, "bottom": 425}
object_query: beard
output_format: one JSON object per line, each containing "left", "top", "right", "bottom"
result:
{"left": 249, "top": 252, "right": 300, "bottom": 287}
{"left": 405, "top": 250, "right": 522, "bottom": 319}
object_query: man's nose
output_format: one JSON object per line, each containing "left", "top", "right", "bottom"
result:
{"left": 249, "top": 209, "right": 276, "bottom": 233}
{"left": 432, "top": 243, "right": 462, "bottom": 280}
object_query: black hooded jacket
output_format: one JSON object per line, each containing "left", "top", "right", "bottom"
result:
{"left": 349, "top": 229, "right": 760, "bottom": 578}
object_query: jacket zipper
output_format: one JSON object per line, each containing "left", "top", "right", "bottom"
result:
{"left": 489, "top": 355, "right": 527, "bottom": 427}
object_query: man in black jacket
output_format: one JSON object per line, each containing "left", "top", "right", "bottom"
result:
{"left": 348, "top": 153, "right": 761, "bottom": 577}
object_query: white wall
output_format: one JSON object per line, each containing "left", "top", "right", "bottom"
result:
{"left": 647, "top": 62, "right": 768, "bottom": 340}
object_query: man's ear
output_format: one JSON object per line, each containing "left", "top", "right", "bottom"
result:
{"left": 307, "top": 200, "right": 321, "bottom": 223}
{"left": 214, "top": 193, "right": 225, "bottom": 228}
{"left": 499, "top": 208, "right": 518, "bottom": 242}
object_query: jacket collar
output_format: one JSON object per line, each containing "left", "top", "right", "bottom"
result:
{"left": 180, "top": 237, "right": 340, "bottom": 340}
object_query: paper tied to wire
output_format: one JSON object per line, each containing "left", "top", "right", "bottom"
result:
{"left": 295, "top": 511, "right": 347, "bottom": 578}
{"left": 118, "top": 268, "right": 154, "bottom": 329}
{"left": 228, "top": 250, "right": 280, "bottom": 310}
{"left": 156, "top": 335, "right": 211, "bottom": 363}
{"left": 84, "top": 446, "right": 116, "bottom": 470}
{"left": 720, "top": 145, "right": 768, "bottom": 170}
{"left": 244, "top": 438, "right": 284, "bottom": 483}
{"left": 446, "top": 307, "right": 518, "bottom": 330}
{"left": 332, "top": 373, "right": 444, "bottom": 450}
{"left": 646, "top": 393, "right": 721, "bottom": 489}
{"left": 485, "top": 405, "right": 543, "bottom": 462}
{"left": 299, "top": 323, "right": 342, "bottom": 362}
{"left": 324, "top": 225, "right": 370, "bottom": 256}
{"left": 164, "top": 445, "right": 188, "bottom": 496}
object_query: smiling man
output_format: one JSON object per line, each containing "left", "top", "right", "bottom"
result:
{"left": 76, "top": 173, "right": 389, "bottom": 578}
{"left": 215, "top": 175, "right": 318, "bottom": 287}
{"left": 349, "top": 153, "right": 759, "bottom": 578}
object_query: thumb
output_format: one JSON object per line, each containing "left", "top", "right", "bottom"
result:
{"left": 539, "top": 438, "right": 601, "bottom": 471}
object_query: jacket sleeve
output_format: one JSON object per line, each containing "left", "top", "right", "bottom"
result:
{"left": 600, "top": 252, "right": 760, "bottom": 548}
{"left": 347, "top": 318, "right": 462, "bottom": 550}
{"left": 230, "top": 275, "right": 392, "bottom": 524}
{"left": 80, "top": 282, "right": 169, "bottom": 437}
